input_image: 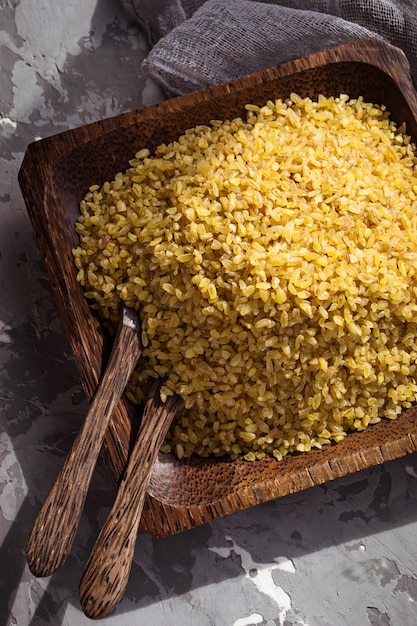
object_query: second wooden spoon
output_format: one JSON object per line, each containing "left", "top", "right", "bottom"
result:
{"left": 79, "top": 378, "right": 182, "bottom": 619}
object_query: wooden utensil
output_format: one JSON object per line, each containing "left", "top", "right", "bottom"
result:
{"left": 26, "top": 305, "right": 143, "bottom": 578}
{"left": 79, "top": 379, "right": 181, "bottom": 619}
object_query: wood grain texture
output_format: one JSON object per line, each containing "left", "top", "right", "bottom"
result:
{"left": 79, "top": 382, "right": 182, "bottom": 620}
{"left": 18, "top": 38, "right": 417, "bottom": 539}
{"left": 26, "top": 306, "right": 142, "bottom": 577}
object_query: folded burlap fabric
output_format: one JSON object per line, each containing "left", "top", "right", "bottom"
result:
{"left": 122, "top": 0, "right": 417, "bottom": 99}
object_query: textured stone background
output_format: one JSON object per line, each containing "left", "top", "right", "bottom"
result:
{"left": 1, "top": 1, "right": 417, "bottom": 624}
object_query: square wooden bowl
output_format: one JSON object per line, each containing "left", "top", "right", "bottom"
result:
{"left": 19, "top": 37, "right": 417, "bottom": 537}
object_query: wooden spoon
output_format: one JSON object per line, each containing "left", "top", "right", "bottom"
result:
{"left": 26, "top": 305, "right": 143, "bottom": 578}
{"left": 79, "top": 378, "right": 182, "bottom": 620}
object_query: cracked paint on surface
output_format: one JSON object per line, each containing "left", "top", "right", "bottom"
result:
{"left": 210, "top": 538, "right": 294, "bottom": 625}
{"left": 1, "top": 1, "right": 417, "bottom": 625}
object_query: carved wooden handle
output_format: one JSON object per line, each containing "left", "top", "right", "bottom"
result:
{"left": 26, "top": 307, "right": 142, "bottom": 578}
{"left": 79, "top": 382, "right": 181, "bottom": 619}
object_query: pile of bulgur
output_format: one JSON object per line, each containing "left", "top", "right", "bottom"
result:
{"left": 73, "top": 93, "right": 417, "bottom": 462}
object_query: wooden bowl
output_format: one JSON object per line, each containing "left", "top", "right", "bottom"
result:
{"left": 19, "top": 38, "right": 417, "bottom": 537}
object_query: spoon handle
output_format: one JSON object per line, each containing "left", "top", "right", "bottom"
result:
{"left": 79, "top": 381, "right": 181, "bottom": 620}
{"left": 26, "top": 307, "right": 142, "bottom": 578}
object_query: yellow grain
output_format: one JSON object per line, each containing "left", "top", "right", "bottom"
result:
{"left": 73, "top": 94, "right": 417, "bottom": 462}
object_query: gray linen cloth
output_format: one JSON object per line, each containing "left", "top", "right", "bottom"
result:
{"left": 122, "top": 0, "right": 417, "bottom": 98}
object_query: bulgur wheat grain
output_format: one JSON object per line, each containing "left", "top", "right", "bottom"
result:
{"left": 73, "top": 94, "right": 417, "bottom": 462}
